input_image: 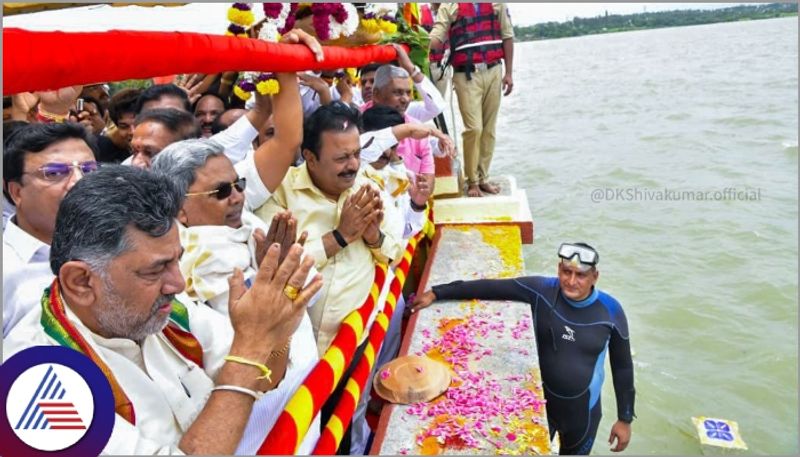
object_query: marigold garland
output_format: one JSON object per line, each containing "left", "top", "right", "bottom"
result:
{"left": 362, "top": 3, "right": 398, "bottom": 36}
{"left": 226, "top": 2, "right": 254, "bottom": 37}
{"left": 226, "top": 2, "right": 298, "bottom": 99}
{"left": 224, "top": 2, "right": 399, "bottom": 100}
{"left": 233, "top": 83, "right": 252, "bottom": 101}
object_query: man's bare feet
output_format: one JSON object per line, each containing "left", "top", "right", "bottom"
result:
{"left": 479, "top": 182, "right": 501, "bottom": 194}
{"left": 467, "top": 184, "right": 483, "bottom": 197}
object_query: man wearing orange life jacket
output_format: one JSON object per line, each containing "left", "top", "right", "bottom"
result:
{"left": 430, "top": 3, "right": 515, "bottom": 198}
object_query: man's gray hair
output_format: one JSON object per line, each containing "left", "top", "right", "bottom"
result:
{"left": 50, "top": 165, "right": 182, "bottom": 275}
{"left": 150, "top": 139, "right": 226, "bottom": 197}
{"left": 374, "top": 64, "right": 410, "bottom": 91}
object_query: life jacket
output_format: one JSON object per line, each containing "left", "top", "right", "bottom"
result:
{"left": 430, "top": 41, "right": 448, "bottom": 64}
{"left": 448, "top": 3, "right": 504, "bottom": 77}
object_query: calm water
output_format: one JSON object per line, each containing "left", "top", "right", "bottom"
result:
{"left": 481, "top": 18, "right": 797, "bottom": 455}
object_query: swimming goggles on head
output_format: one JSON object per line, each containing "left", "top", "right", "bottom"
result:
{"left": 558, "top": 243, "right": 599, "bottom": 271}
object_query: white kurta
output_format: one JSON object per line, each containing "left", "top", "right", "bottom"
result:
{"left": 178, "top": 211, "right": 269, "bottom": 314}
{"left": 3, "top": 292, "right": 321, "bottom": 455}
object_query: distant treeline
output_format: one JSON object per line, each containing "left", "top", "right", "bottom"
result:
{"left": 514, "top": 3, "right": 798, "bottom": 41}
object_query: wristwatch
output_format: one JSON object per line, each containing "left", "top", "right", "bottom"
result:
{"left": 410, "top": 65, "right": 422, "bottom": 80}
{"left": 332, "top": 229, "right": 348, "bottom": 249}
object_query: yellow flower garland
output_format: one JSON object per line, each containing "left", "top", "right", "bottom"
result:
{"left": 256, "top": 79, "right": 281, "bottom": 96}
{"left": 380, "top": 20, "right": 398, "bottom": 34}
{"left": 361, "top": 18, "right": 381, "bottom": 35}
{"left": 233, "top": 85, "right": 252, "bottom": 101}
{"left": 227, "top": 7, "right": 254, "bottom": 27}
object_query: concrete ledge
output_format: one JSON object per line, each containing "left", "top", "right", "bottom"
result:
{"left": 433, "top": 176, "right": 535, "bottom": 244}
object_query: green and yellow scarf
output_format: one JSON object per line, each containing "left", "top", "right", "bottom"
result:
{"left": 40, "top": 279, "right": 204, "bottom": 424}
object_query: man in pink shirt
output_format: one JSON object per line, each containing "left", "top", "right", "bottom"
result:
{"left": 363, "top": 64, "right": 436, "bottom": 188}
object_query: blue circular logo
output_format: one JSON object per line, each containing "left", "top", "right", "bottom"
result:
{"left": 1, "top": 346, "right": 115, "bottom": 457}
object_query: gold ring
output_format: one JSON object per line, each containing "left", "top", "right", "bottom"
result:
{"left": 283, "top": 285, "right": 299, "bottom": 301}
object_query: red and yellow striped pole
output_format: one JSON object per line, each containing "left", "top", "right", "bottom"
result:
{"left": 312, "top": 233, "right": 423, "bottom": 455}
{"left": 257, "top": 263, "right": 388, "bottom": 455}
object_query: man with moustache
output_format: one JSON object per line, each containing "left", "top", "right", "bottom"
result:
{"left": 3, "top": 165, "right": 322, "bottom": 454}
{"left": 411, "top": 242, "right": 635, "bottom": 455}
{"left": 363, "top": 64, "right": 442, "bottom": 191}
{"left": 358, "top": 45, "right": 445, "bottom": 122}
{"left": 254, "top": 101, "right": 405, "bottom": 357}
{"left": 193, "top": 93, "right": 227, "bottom": 138}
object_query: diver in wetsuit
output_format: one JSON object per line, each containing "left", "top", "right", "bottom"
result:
{"left": 411, "top": 242, "right": 635, "bottom": 455}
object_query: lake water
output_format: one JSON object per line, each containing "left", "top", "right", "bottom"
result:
{"left": 479, "top": 18, "right": 797, "bottom": 455}
{"left": 5, "top": 6, "right": 798, "bottom": 455}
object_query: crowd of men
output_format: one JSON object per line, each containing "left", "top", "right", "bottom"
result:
{"left": 2, "top": 4, "right": 633, "bottom": 456}
{"left": 2, "top": 23, "right": 461, "bottom": 455}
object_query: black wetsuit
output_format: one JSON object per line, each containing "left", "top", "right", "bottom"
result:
{"left": 432, "top": 276, "right": 635, "bottom": 455}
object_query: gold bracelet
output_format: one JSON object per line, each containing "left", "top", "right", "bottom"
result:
{"left": 268, "top": 337, "right": 292, "bottom": 360}
{"left": 224, "top": 355, "right": 273, "bottom": 382}
{"left": 36, "top": 107, "right": 68, "bottom": 123}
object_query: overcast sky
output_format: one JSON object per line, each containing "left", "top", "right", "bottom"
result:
{"left": 3, "top": 3, "right": 761, "bottom": 32}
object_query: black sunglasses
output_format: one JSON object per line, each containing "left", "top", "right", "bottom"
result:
{"left": 185, "top": 177, "right": 246, "bottom": 200}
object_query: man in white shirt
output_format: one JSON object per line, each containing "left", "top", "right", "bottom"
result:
{"left": 3, "top": 165, "right": 322, "bottom": 454}
{"left": 151, "top": 122, "right": 299, "bottom": 310}
{"left": 2, "top": 122, "right": 100, "bottom": 336}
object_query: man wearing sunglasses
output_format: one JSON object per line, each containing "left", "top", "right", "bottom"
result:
{"left": 3, "top": 122, "right": 100, "bottom": 336}
{"left": 153, "top": 139, "right": 276, "bottom": 310}
{"left": 411, "top": 242, "right": 635, "bottom": 455}
{"left": 152, "top": 138, "right": 323, "bottom": 453}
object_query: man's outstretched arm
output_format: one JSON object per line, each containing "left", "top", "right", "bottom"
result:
{"left": 411, "top": 277, "right": 550, "bottom": 313}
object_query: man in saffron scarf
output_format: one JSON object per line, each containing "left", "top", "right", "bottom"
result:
{"left": 3, "top": 165, "right": 322, "bottom": 454}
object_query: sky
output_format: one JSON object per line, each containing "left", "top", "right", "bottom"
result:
{"left": 2, "top": 2, "right": 761, "bottom": 32}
